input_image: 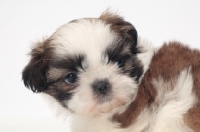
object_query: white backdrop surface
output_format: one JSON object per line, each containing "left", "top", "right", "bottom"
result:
{"left": 0, "top": 0, "right": 200, "bottom": 132}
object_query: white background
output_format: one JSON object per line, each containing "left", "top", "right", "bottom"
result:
{"left": 1, "top": 0, "right": 200, "bottom": 132}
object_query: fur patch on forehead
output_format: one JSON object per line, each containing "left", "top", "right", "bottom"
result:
{"left": 48, "top": 18, "right": 117, "bottom": 57}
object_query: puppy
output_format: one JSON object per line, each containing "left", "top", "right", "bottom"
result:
{"left": 22, "top": 11, "right": 200, "bottom": 132}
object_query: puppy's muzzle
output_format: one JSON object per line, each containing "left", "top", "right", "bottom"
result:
{"left": 92, "top": 79, "right": 111, "bottom": 95}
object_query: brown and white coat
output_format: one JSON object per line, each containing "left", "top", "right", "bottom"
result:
{"left": 22, "top": 11, "right": 200, "bottom": 132}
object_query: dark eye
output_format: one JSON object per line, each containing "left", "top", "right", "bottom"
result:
{"left": 64, "top": 73, "right": 77, "bottom": 85}
{"left": 116, "top": 60, "right": 124, "bottom": 68}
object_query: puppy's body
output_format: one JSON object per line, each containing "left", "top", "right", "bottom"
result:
{"left": 22, "top": 12, "right": 200, "bottom": 132}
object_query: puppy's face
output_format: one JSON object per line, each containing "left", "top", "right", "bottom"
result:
{"left": 23, "top": 12, "right": 143, "bottom": 116}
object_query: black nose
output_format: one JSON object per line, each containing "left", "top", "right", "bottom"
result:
{"left": 92, "top": 79, "right": 111, "bottom": 95}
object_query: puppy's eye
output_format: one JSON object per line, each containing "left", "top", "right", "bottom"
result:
{"left": 116, "top": 60, "right": 124, "bottom": 68}
{"left": 64, "top": 73, "right": 77, "bottom": 85}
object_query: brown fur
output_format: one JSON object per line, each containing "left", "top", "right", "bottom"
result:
{"left": 184, "top": 59, "right": 200, "bottom": 131}
{"left": 113, "top": 42, "right": 200, "bottom": 131}
{"left": 45, "top": 68, "right": 79, "bottom": 97}
{"left": 22, "top": 38, "right": 53, "bottom": 92}
{"left": 184, "top": 106, "right": 200, "bottom": 131}
{"left": 100, "top": 11, "right": 137, "bottom": 47}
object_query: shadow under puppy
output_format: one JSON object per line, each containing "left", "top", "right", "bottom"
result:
{"left": 22, "top": 11, "right": 200, "bottom": 132}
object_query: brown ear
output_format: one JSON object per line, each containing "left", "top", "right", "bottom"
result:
{"left": 22, "top": 38, "right": 52, "bottom": 93}
{"left": 100, "top": 11, "right": 138, "bottom": 54}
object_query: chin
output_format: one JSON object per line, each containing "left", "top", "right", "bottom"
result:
{"left": 22, "top": 11, "right": 200, "bottom": 132}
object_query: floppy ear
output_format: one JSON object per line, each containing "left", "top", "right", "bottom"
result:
{"left": 22, "top": 39, "right": 51, "bottom": 93}
{"left": 100, "top": 11, "right": 138, "bottom": 54}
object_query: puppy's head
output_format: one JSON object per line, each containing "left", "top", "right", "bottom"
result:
{"left": 22, "top": 11, "right": 143, "bottom": 116}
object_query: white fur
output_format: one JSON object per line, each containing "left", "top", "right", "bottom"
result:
{"left": 136, "top": 37, "right": 154, "bottom": 83}
{"left": 50, "top": 18, "right": 117, "bottom": 67}
{"left": 149, "top": 67, "right": 196, "bottom": 132}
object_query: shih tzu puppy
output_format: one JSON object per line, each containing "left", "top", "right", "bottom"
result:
{"left": 22, "top": 11, "right": 200, "bottom": 132}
